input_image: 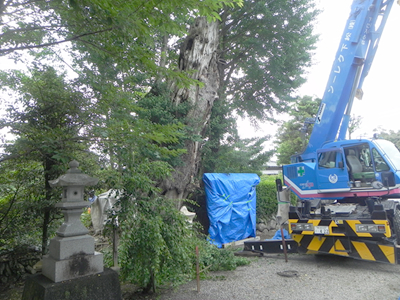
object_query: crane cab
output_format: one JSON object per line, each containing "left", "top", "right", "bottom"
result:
{"left": 283, "top": 138, "right": 400, "bottom": 200}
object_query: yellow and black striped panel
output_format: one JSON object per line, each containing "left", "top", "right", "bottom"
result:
{"left": 289, "top": 219, "right": 392, "bottom": 238}
{"left": 292, "top": 234, "right": 397, "bottom": 264}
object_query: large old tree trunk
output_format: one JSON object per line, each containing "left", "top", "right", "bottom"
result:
{"left": 163, "top": 17, "right": 220, "bottom": 204}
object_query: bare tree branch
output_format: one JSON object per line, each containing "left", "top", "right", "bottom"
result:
{"left": 0, "top": 185, "right": 20, "bottom": 229}
{"left": 0, "top": 27, "right": 114, "bottom": 55}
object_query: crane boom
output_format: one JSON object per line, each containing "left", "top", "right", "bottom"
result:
{"left": 294, "top": 0, "right": 395, "bottom": 163}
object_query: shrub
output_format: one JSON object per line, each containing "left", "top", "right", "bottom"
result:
{"left": 256, "top": 175, "right": 282, "bottom": 222}
{"left": 198, "top": 242, "right": 250, "bottom": 272}
{"left": 119, "top": 197, "right": 195, "bottom": 293}
{"left": 118, "top": 196, "right": 251, "bottom": 293}
{"left": 256, "top": 174, "right": 298, "bottom": 223}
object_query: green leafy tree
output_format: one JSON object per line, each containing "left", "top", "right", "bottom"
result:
{"left": 0, "top": 66, "right": 94, "bottom": 254}
{"left": 220, "top": 0, "right": 319, "bottom": 121}
{"left": 163, "top": 1, "right": 319, "bottom": 199}
{"left": 202, "top": 0, "right": 319, "bottom": 176}
{"left": 0, "top": 0, "right": 240, "bottom": 56}
{"left": 201, "top": 97, "right": 273, "bottom": 174}
{"left": 67, "top": 64, "right": 192, "bottom": 292}
{"left": 202, "top": 134, "right": 273, "bottom": 174}
{"left": 374, "top": 129, "right": 400, "bottom": 149}
{"left": 348, "top": 114, "right": 362, "bottom": 139}
{"left": 275, "top": 96, "right": 321, "bottom": 165}
{"left": 0, "top": 160, "right": 45, "bottom": 251}
{"left": 275, "top": 97, "right": 365, "bottom": 165}
{"left": 119, "top": 197, "right": 196, "bottom": 293}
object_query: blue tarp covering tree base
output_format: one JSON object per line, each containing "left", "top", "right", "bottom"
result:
{"left": 203, "top": 173, "right": 260, "bottom": 248}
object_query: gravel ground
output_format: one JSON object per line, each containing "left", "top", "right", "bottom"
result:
{"left": 4, "top": 250, "right": 400, "bottom": 300}
{"left": 150, "top": 252, "right": 400, "bottom": 300}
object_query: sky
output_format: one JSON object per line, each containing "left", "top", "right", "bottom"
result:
{"left": 239, "top": 0, "right": 400, "bottom": 145}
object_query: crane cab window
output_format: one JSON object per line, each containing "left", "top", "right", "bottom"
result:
{"left": 344, "top": 145, "right": 375, "bottom": 183}
{"left": 372, "top": 148, "right": 390, "bottom": 172}
{"left": 318, "top": 151, "right": 338, "bottom": 169}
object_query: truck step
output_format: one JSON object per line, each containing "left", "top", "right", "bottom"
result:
{"left": 242, "top": 239, "right": 298, "bottom": 254}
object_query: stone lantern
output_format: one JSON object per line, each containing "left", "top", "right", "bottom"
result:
{"left": 42, "top": 160, "right": 103, "bottom": 283}
{"left": 23, "top": 160, "right": 121, "bottom": 300}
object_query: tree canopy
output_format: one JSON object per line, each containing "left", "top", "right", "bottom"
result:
{"left": 0, "top": 65, "right": 94, "bottom": 253}
{"left": 374, "top": 129, "right": 400, "bottom": 149}
{"left": 274, "top": 97, "right": 364, "bottom": 165}
{"left": 274, "top": 95, "right": 321, "bottom": 165}
{"left": 201, "top": 0, "right": 319, "bottom": 176}
{"left": 220, "top": 0, "right": 319, "bottom": 121}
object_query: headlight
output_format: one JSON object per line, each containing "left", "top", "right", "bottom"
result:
{"left": 355, "top": 224, "right": 386, "bottom": 233}
{"left": 290, "top": 223, "right": 314, "bottom": 231}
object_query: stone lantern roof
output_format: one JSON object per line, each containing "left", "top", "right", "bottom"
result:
{"left": 49, "top": 160, "right": 98, "bottom": 187}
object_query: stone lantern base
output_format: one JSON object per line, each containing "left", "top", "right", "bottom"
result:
{"left": 42, "top": 234, "right": 103, "bottom": 283}
{"left": 22, "top": 268, "right": 121, "bottom": 300}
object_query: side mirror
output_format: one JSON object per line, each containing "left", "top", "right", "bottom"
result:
{"left": 275, "top": 179, "right": 283, "bottom": 192}
{"left": 338, "top": 161, "right": 344, "bottom": 169}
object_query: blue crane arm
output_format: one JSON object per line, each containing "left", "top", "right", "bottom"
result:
{"left": 295, "top": 0, "right": 395, "bottom": 163}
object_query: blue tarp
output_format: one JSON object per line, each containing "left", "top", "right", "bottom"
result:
{"left": 270, "top": 228, "right": 291, "bottom": 240}
{"left": 203, "top": 173, "right": 260, "bottom": 248}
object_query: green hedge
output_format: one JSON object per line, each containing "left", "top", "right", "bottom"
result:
{"left": 256, "top": 175, "right": 282, "bottom": 222}
{"left": 256, "top": 175, "right": 298, "bottom": 223}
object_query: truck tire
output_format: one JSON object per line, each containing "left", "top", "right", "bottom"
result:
{"left": 392, "top": 208, "right": 400, "bottom": 245}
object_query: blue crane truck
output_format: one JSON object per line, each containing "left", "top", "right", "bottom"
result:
{"left": 244, "top": 0, "right": 400, "bottom": 264}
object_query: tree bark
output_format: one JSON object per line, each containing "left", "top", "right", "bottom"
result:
{"left": 163, "top": 17, "right": 220, "bottom": 205}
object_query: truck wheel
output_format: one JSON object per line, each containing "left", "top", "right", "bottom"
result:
{"left": 392, "top": 208, "right": 400, "bottom": 245}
